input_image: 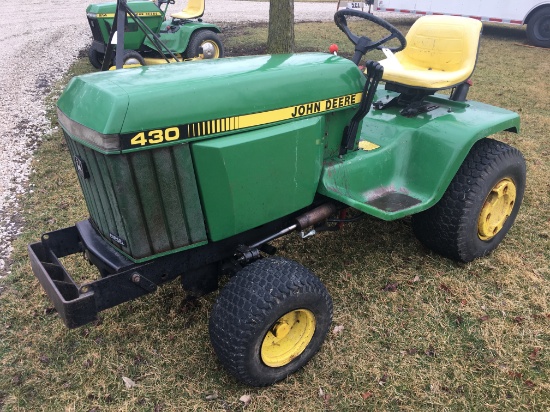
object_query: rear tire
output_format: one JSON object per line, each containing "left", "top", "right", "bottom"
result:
{"left": 411, "top": 138, "right": 526, "bottom": 263}
{"left": 209, "top": 257, "right": 332, "bottom": 386}
{"left": 526, "top": 7, "right": 550, "bottom": 48}
{"left": 185, "top": 30, "right": 224, "bottom": 59}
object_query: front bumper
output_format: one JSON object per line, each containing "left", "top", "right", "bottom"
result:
{"left": 27, "top": 220, "right": 155, "bottom": 328}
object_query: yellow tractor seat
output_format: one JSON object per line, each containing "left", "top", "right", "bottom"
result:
{"left": 379, "top": 15, "right": 483, "bottom": 91}
{"left": 171, "top": 0, "right": 205, "bottom": 20}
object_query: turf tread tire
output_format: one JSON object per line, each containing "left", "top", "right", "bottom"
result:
{"left": 411, "top": 138, "right": 526, "bottom": 262}
{"left": 209, "top": 257, "right": 332, "bottom": 386}
{"left": 185, "top": 30, "right": 224, "bottom": 59}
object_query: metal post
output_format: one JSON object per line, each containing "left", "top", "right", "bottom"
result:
{"left": 115, "top": 0, "right": 127, "bottom": 69}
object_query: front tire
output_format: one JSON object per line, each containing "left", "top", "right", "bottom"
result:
{"left": 209, "top": 257, "right": 332, "bottom": 386}
{"left": 526, "top": 7, "right": 550, "bottom": 48}
{"left": 185, "top": 30, "right": 224, "bottom": 59}
{"left": 122, "top": 50, "right": 145, "bottom": 66}
{"left": 412, "top": 138, "right": 526, "bottom": 263}
{"left": 88, "top": 47, "right": 105, "bottom": 69}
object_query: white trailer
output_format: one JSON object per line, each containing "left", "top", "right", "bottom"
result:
{"left": 371, "top": 0, "right": 550, "bottom": 47}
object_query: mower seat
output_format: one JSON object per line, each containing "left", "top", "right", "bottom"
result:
{"left": 379, "top": 15, "right": 482, "bottom": 91}
{"left": 171, "top": 0, "right": 205, "bottom": 20}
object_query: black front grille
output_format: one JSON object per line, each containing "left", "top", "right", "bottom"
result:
{"left": 88, "top": 17, "right": 104, "bottom": 43}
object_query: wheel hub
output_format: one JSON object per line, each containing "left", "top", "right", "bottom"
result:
{"left": 260, "top": 309, "right": 316, "bottom": 367}
{"left": 201, "top": 41, "right": 218, "bottom": 59}
{"left": 477, "top": 178, "right": 516, "bottom": 240}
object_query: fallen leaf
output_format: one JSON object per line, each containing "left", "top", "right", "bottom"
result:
{"left": 479, "top": 315, "right": 489, "bottom": 322}
{"left": 83, "top": 359, "right": 93, "bottom": 368}
{"left": 332, "top": 325, "right": 344, "bottom": 335}
{"left": 529, "top": 347, "right": 541, "bottom": 359}
{"left": 122, "top": 376, "right": 136, "bottom": 389}
{"left": 383, "top": 283, "right": 398, "bottom": 292}
{"left": 439, "top": 283, "right": 452, "bottom": 294}
{"left": 318, "top": 387, "right": 325, "bottom": 397}
{"left": 239, "top": 394, "right": 251, "bottom": 406}
{"left": 412, "top": 275, "right": 420, "bottom": 282}
{"left": 507, "top": 371, "right": 523, "bottom": 379}
{"left": 361, "top": 391, "right": 373, "bottom": 399}
{"left": 205, "top": 391, "right": 218, "bottom": 401}
{"left": 425, "top": 345, "right": 436, "bottom": 357}
{"left": 524, "top": 380, "right": 536, "bottom": 388}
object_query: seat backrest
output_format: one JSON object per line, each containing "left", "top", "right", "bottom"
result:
{"left": 183, "top": 0, "right": 204, "bottom": 16}
{"left": 398, "top": 15, "right": 482, "bottom": 73}
{"left": 171, "top": 0, "right": 205, "bottom": 19}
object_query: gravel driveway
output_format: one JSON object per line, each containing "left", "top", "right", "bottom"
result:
{"left": 0, "top": 0, "right": 396, "bottom": 276}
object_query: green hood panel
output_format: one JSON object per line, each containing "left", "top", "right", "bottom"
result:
{"left": 57, "top": 54, "right": 364, "bottom": 149}
{"left": 57, "top": 76, "right": 130, "bottom": 136}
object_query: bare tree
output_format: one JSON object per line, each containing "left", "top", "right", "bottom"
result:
{"left": 267, "top": 0, "right": 294, "bottom": 53}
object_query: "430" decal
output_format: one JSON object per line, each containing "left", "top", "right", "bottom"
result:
{"left": 130, "top": 127, "right": 180, "bottom": 147}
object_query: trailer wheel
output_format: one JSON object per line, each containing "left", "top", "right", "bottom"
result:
{"left": 185, "top": 30, "right": 224, "bottom": 59}
{"left": 209, "top": 257, "right": 332, "bottom": 386}
{"left": 526, "top": 7, "right": 550, "bottom": 48}
{"left": 88, "top": 47, "right": 105, "bottom": 69}
{"left": 411, "top": 138, "right": 526, "bottom": 263}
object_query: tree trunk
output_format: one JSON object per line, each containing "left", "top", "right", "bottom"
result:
{"left": 267, "top": 0, "right": 294, "bottom": 54}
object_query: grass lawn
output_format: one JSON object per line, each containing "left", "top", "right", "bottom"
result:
{"left": 1, "top": 17, "right": 549, "bottom": 411}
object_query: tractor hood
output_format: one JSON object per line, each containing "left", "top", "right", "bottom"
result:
{"left": 57, "top": 53, "right": 365, "bottom": 152}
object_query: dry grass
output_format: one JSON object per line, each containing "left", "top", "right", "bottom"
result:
{"left": 1, "top": 19, "right": 549, "bottom": 411}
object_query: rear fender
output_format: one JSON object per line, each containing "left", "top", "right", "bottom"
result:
{"left": 144, "top": 23, "right": 221, "bottom": 53}
{"left": 318, "top": 92, "right": 520, "bottom": 220}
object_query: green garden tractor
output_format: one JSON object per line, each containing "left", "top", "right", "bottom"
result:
{"left": 87, "top": 0, "right": 223, "bottom": 69}
{"left": 29, "top": 10, "right": 526, "bottom": 386}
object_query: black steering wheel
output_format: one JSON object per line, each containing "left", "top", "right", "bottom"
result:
{"left": 334, "top": 9, "right": 407, "bottom": 65}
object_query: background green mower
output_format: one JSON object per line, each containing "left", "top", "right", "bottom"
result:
{"left": 87, "top": 0, "right": 223, "bottom": 69}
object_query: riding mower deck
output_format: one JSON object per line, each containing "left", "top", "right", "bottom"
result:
{"left": 28, "top": 11, "right": 526, "bottom": 386}
{"left": 87, "top": 0, "right": 223, "bottom": 69}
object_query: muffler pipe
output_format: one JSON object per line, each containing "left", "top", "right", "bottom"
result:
{"left": 248, "top": 203, "right": 338, "bottom": 249}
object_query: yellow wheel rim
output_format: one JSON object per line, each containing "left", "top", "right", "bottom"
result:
{"left": 260, "top": 309, "right": 316, "bottom": 367}
{"left": 478, "top": 178, "right": 517, "bottom": 241}
{"left": 200, "top": 40, "right": 220, "bottom": 59}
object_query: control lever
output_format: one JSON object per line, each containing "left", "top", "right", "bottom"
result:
{"left": 340, "top": 60, "right": 384, "bottom": 155}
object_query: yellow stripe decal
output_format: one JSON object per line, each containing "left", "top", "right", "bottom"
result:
{"left": 121, "top": 92, "right": 362, "bottom": 149}
{"left": 96, "top": 12, "right": 162, "bottom": 18}
{"left": 195, "top": 92, "right": 362, "bottom": 133}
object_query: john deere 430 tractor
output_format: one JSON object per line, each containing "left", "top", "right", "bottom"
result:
{"left": 87, "top": 0, "right": 223, "bottom": 69}
{"left": 29, "top": 10, "right": 526, "bottom": 386}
